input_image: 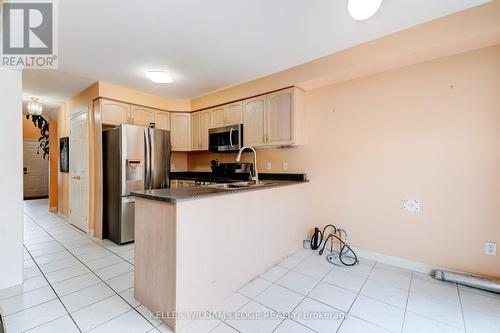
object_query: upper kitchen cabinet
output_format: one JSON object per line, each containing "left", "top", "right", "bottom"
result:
{"left": 266, "top": 87, "right": 304, "bottom": 146}
{"left": 210, "top": 107, "right": 225, "bottom": 128}
{"left": 240, "top": 87, "right": 304, "bottom": 147}
{"left": 171, "top": 113, "right": 191, "bottom": 151}
{"left": 209, "top": 102, "right": 242, "bottom": 128}
{"left": 242, "top": 96, "right": 266, "bottom": 146}
{"left": 154, "top": 111, "right": 170, "bottom": 131}
{"left": 100, "top": 99, "right": 171, "bottom": 130}
{"left": 101, "top": 99, "right": 131, "bottom": 125}
{"left": 191, "top": 112, "right": 200, "bottom": 151}
{"left": 191, "top": 110, "right": 211, "bottom": 151}
{"left": 224, "top": 102, "right": 243, "bottom": 126}
{"left": 130, "top": 105, "right": 155, "bottom": 127}
{"left": 199, "top": 111, "right": 210, "bottom": 150}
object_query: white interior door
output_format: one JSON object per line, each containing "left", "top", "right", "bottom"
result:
{"left": 23, "top": 140, "right": 49, "bottom": 198}
{"left": 70, "top": 111, "right": 89, "bottom": 233}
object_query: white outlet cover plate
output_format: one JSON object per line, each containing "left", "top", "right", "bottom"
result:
{"left": 266, "top": 162, "right": 272, "bottom": 170}
{"left": 485, "top": 242, "right": 497, "bottom": 256}
{"left": 403, "top": 199, "right": 420, "bottom": 213}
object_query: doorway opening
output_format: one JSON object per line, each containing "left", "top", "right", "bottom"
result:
{"left": 22, "top": 115, "right": 49, "bottom": 200}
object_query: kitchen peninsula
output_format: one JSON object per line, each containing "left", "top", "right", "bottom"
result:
{"left": 131, "top": 179, "right": 309, "bottom": 331}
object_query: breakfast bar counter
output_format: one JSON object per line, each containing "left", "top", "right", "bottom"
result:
{"left": 131, "top": 180, "right": 309, "bottom": 332}
{"left": 131, "top": 180, "right": 306, "bottom": 203}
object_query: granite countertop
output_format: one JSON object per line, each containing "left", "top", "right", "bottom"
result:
{"left": 131, "top": 180, "right": 307, "bottom": 203}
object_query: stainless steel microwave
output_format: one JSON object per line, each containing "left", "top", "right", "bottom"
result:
{"left": 209, "top": 124, "right": 243, "bottom": 153}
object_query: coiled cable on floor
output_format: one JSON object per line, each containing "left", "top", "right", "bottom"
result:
{"left": 310, "top": 225, "right": 359, "bottom": 267}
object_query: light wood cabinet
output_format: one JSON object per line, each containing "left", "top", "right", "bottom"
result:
{"left": 191, "top": 112, "right": 200, "bottom": 151}
{"left": 209, "top": 102, "right": 242, "bottom": 128}
{"left": 101, "top": 99, "right": 131, "bottom": 125}
{"left": 224, "top": 102, "right": 243, "bottom": 126}
{"left": 130, "top": 105, "right": 155, "bottom": 127}
{"left": 154, "top": 111, "right": 170, "bottom": 131}
{"left": 241, "top": 87, "right": 304, "bottom": 147}
{"left": 267, "top": 89, "right": 293, "bottom": 145}
{"left": 199, "top": 111, "right": 210, "bottom": 150}
{"left": 171, "top": 113, "right": 191, "bottom": 151}
{"left": 191, "top": 111, "right": 211, "bottom": 150}
{"left": 210, "top": 107, "right": 225, "bottom": 128}
{"left": 243, "top": 96, "right": 266, "bottom": 146}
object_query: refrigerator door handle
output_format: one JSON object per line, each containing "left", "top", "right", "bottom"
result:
{"left": 144, "top": 129, "right": 151, "bottom": 190}
{"left": 149, "top": 129, "right": 155, "bottom": 190}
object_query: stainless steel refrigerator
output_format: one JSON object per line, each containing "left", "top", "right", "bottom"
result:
{"left": 103, "top": 124, "right": 171, "bottom": 244}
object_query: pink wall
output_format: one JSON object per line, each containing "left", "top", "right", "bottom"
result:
{"left": 303, "top": 45, "right": 500, "bottom": 278}
{"left": 188, "top": 45, "right": 500, "bottom": 277}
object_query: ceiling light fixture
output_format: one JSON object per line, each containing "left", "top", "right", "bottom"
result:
{"left": 145, "top": 71, "right": 173, "bottom": 84}
{"left": 348, "top": 0, "right": 382, "bottom": 21}
{"left": 27, "top": 98, "right": 43, "bottom": 115}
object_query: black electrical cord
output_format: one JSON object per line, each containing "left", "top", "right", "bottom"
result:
{"left": 310, "top": 224, "right": 337, "bottom": 250}
{"left": 319, "top": 233, "right": 358, "bottom": 266}
{"left": 310, "top": 224, "right": 359, "bottom": 267}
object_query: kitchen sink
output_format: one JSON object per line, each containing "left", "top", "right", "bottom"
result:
{"left": 204, "top": 181, "right": 276, "bottom": 190}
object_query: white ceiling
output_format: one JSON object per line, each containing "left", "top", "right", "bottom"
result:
{"left": 23, "top": 0, "right": 489, "bottom": 102}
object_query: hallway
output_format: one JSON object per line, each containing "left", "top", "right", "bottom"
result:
{"left": 1, "top": 200, "right": 163, "bottom": 332}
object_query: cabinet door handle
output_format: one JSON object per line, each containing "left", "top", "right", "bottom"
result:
{"left": 266, "top": 135, "right": 269, "bottom": 142}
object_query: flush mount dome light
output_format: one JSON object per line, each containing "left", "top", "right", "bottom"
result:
{"left": 27, "top": 98, "right": 43, "bottom": 115}
{"left": 348, "top": 0, "right": 382, "bottom": 21}
{"left": 145, "top": 71, "right": 173, "bottom": 83}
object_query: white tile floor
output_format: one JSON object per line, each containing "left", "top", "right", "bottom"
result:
{"left": 1, "top": 200, "right": 499, "bottom": 332}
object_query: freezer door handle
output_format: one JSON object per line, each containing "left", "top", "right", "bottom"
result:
{"left": 122, "top": 196, "right": 135, "bottom": 204}
{"left": 144, "top": 129, "right": 152, "bottom": 190}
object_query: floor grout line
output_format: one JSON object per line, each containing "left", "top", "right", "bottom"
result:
{"left": 23, "top": 244, "right": 83, "bottom": 333}
{"left": 456, "top": 286, "right": 468, "bottom": 332}
{"left": 23, "top": 207, "right": 159, "bottom": 332}
{"left": 20, "top": 201, "right": 477, "bottom": 333}
{"left": 270, "top": 257, "right": 331, "bottom": 333}
{"left": 399, "top": 271, "right": 414, "bottom": 333}
{"left": 334, "top": 258, "right": 376, "bottom": 333}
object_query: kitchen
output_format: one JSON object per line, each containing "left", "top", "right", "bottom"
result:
{"left": 1, "top": 1, "right": 500, "bottom": 333}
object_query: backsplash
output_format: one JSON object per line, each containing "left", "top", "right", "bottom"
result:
{"left": 185, "top": 147, "right": 306, "bottom": 173}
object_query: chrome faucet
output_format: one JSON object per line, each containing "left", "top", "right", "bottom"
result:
{"left": 235, "top": 146, "right": 259, "bottom": 183}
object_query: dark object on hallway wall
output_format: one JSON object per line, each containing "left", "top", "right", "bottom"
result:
{"left": 26, "top": 114, "right": 49, "bottom": 159}
{"left": 60, "top": 137, "right": 69, "bottom": 173}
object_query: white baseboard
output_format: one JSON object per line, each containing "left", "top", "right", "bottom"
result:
{"left": 352, "top": 246, "right": 445, "bottom": 275}
{"left": 54, "top": 213, "right": 69, "bottom": 223}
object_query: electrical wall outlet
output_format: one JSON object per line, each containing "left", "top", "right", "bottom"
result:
{"left": 171, "top": 163, "right": 176, "bottom": 171}
{"left": 282, "top": 162, "right": 288, "bottom": 171}
{"left": 266, "top": 162, "right": 272, "bottom": 170}
{"left": 402, "top": 199, "right": 420, "bottom": 213}
{"left": 485, "top": 241, "right": 497, "bottom": 256}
